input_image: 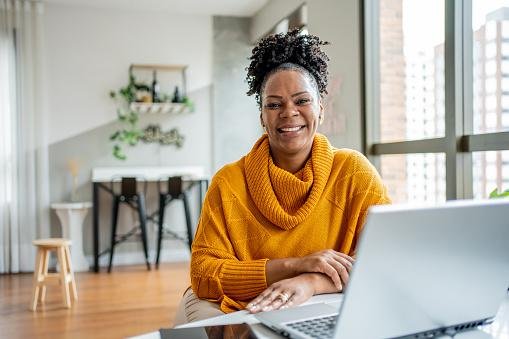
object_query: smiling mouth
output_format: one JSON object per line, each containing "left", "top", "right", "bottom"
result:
{"left": 277, "top": 126, "right": 305, "bottom": 133}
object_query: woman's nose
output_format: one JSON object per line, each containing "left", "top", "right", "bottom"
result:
{"left": 279, "top": 102, "right": 299, "bottom": 118}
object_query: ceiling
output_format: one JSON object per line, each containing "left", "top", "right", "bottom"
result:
{"left": 43, "top": 0, "right": 269, "bottom": 17}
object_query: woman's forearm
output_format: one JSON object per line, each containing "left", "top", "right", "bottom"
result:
{"left": 265, "top": 258, "right": 299, "bottom": 285}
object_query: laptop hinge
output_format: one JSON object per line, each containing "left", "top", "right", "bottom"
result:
{"left": 392, "top": 317, "right": 494, "bottom": 339}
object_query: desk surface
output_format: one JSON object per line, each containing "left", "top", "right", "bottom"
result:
{"left": 91, "top": 166, "right": 208, "bottom": 182}
{"left": 132, "top": 292, "right": 509, "bottom": 339}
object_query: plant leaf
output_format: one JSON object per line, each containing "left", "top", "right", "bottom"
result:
{"left": 112, "top": 145, "right": 126, "bottom": 160}
{"left": 110, "top": 131, "right": 120, "bottom": 141}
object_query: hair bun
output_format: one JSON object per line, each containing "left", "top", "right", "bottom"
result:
{"left": 246, "top": 28, "right": 330, "bottom": 107}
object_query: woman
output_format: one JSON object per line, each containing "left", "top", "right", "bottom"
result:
{"left": 188, "top": 29, "right": 390, "bottom": 318}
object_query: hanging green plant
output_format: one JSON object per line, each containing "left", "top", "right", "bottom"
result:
{"left": 109, "top": 75, "right": 144, "bottom": 160}
{"left": 108, "top": 67, "right": 193, "bottom": 160}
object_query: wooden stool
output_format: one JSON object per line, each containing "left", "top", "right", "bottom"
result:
{"left": 30, "top": 238, "right": 78, "bottom": 311}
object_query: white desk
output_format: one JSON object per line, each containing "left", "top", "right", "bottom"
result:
{"left": 132, "top": 292, "right": 509, "bottom": 339}
{"left": 91, "top": 166, "right": 209, "bottom": 272}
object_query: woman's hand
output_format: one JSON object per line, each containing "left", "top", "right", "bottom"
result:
{"left": 265, "top": 250, "right": 355, "bottom": 290}
{"left": 246, "top": 274, "right": 316, "bottom": 313}
{"left": 290, "top": 250, "right": 354, "bottom": 291}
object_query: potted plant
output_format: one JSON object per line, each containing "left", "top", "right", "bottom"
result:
{"left": 489, "top": 188, "right": 509, "bottom": 199}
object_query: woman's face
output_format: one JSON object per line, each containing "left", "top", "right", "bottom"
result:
{"left": 260, "top": 70, "right": 323, "bottom": 162}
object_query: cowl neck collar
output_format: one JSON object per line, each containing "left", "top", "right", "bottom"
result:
{"left": 245, "top": 133, "right": 334, "bottom": 230}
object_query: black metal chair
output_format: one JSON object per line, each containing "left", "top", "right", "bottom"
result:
{"left": 156, "top": 176, "right": 193, "bottom": 268}
{"left": 108, "top": 177, "right": 151, "bottom": 272}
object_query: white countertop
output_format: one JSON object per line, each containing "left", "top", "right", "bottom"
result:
{"left": 91, "top": 166, "right": 208, "bottom": 182}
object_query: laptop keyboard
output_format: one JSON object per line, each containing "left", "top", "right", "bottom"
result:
{"left": 286, "top": 315, "right": 337, "bottom": 339}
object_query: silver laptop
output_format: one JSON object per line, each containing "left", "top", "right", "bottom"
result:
{"left": 255, "top": 199, "right": 509, "bottom": 338}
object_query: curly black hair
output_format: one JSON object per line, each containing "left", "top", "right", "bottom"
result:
{"left": 246, "top": 28, "right": 330, "bottom": 107}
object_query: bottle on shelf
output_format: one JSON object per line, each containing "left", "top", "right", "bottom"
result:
{"left": 172, "top": 86, "right": 181, "bottom": 103}
{"left": 151, "top": 70, "right": 160, "bottom": 103}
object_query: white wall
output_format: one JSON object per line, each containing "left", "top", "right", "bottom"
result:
{"left": 212, "top": 17, "right": 261, "bottom": 172}
{"left": 44, "top": 4, "right": 212, "bottom": 144}
{"left": 43, "top": 3, "right": 214, "bottom": 265}
{"left": 251, "top": 0, "right": 364, "bottom": 151}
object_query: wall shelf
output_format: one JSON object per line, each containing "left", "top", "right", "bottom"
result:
{"left": 129, "top": 63, "right": 188, "bottom": 99}
{"left": 130, "top": 102, "right": 191, "bottom": 114}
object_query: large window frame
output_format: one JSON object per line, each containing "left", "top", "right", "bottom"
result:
{"left": 364, "top": 0, "right": 509, "bottom": 200}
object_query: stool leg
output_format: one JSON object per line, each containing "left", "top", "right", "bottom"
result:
{"left": 39, "top": 249, "right": 50, "bottom": 303}
{"left": 137, "top": 194, "right": 151, "bottom": 270}
{"left": 57, "top": 246, "right": 71, "bottom": 308}
{"left": 182, "top": 192, "right": 193, "bottom": 252}
{"left": 30, "top": 248, "right": 44, "bottom": 311}
{"left": 156, "top": 194, "right": 166, "bottom": 269}
{"left": 64, "top": 245, "right": 78, "bottom": 301}
{"left": 108, "top": 196, "right": 120, "bottom": 273}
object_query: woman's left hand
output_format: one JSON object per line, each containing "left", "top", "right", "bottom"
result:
{"left": 246, "top": 274, "right": 316, "bottom": 313}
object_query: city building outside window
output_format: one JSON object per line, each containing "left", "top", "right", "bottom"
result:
{"left": 365, "top": 0, "right": 509, "bottom": 203}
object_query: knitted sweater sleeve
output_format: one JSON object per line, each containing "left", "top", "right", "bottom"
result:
{"left": 190, "top": 176, "right": 268, "bottom": 305}
{"left": 346, "top": 152, "right": 391, "bottom": 253}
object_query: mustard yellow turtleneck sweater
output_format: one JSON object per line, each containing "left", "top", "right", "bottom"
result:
{"left": 190, "top": 134, "right": 390, "bottom": 313}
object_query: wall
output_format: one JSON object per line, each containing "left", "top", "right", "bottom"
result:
{"left": 212, "top": 16, "right": 261, "bottom": 171}
{"left": 44, "top": 3, "right": 213, "bottom": 266}
{"left": 251, "top": 0, "right": 364, "bottom": 152}
{"left": 45, "top": 4, "right": 212, "bottom": 144}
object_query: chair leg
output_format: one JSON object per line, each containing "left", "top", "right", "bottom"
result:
{"left": 64, "top": 245, "right": 78, "bottom": 301}
{"left": 182, "top": 192, "right": 193, "bottom": 252}
{"left": 137, "top": 194, "right": 151, "bottom": 270}
{"left": 57, "top": 246, "right": 71, "bottom": 308}
{"left": 30, "top": 248, "right": 43, "bottom": 311}
{"left": 39, "top": 249, "right": 49, "bottom": 303}
{"left": 156, "top": 194, "right": 166, "bottom": 269}
{"left": 108, "top": 197, "right": 120, "bottom": 273}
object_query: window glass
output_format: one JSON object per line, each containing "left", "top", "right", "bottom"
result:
{"left": 473, "top": 150, "right": 509, "bottom": 198}
{"left": 380, "top": 153, "right": 446, "bottom": 203}
{"left": 472, "top": 1, "right": 509, "bottom": 134}
{"left": 379, "top": 0, "right": 445, "bottom": 142}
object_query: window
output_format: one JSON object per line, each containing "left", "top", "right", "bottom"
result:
{"left": 365, "top": 0, "right": 509, "bottom": 201}
{"left": 380, "top": 153, "right": 446, "bottom": 203}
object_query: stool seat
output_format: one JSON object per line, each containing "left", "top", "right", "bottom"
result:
{"left": 30, "top": 238, "right": 77, "bottom": 311}
{"left": 33, "top": 238, "right": 72, "bottom": 247}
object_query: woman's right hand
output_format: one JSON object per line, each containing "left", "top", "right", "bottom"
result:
{"left": 289, "top": 250, "right": 355, "bottom": 291}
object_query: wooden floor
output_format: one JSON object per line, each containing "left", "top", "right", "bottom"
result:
{"left": 0, "top": 262, "right": 191, "bottom": 339}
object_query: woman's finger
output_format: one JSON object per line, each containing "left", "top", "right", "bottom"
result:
{"left": 329, "top": 252, "right": 355, "bottom": 270}
{"left": 250, "top": 287, "right": 285, "bottom": 312}
{"left": 328, "top": 259, "right": 349, "bottom": 287}
{"left": 334, "top": 251, "right": 355, "bottom": 264}
{"left": 261, "top": 294, "right": 286, "bottom": 312}
{"left": 247, "top": 287, "right": 276, "bottom": 311}
{"left": 318, "top": 261, "right": 343, "bottom": 290}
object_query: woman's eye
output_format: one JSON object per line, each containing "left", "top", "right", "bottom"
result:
{"left": 265, "top": 102, "right": 281, "bottom": 110}
{"left": 296, "top": 98, "right": 311, "bottom": 105}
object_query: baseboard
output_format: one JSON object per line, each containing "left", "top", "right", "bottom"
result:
{"left": 86, "top": 246, "right": 190, "bottom": 270}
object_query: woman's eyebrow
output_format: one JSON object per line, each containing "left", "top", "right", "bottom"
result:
{"left": 264, "top": 95, "right": 283, "bottom": 99}
{"left": 291, "top": 91, "right": 309, "bottom": 97}
{"left": 264, "top": 91, "right": 310, "bottom": 100}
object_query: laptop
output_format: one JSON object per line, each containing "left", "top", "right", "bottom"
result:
{"left": 255, "top": 199, "right": 509, "bottom": 338}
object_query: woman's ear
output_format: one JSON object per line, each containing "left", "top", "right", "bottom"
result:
{"left": 260, "top": 114, "right": 266, "bottom": 130}
{"left": 318, "top": 100, "right": 324, "bottom": 125}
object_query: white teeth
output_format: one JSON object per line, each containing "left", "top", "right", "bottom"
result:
{"left": 280, "top": 126, "right": 301, "bottom": 132}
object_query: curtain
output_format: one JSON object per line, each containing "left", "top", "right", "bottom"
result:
{"left": 0, "top": 0, "right": 49, "bottom": 273}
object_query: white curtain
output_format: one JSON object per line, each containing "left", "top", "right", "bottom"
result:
{"left": 0, "top": 0, "right": 49, "bottom": 273}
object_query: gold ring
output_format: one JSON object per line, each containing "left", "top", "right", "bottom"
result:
{"left": 277, "top": 292, "right": 290, "bottom": 303}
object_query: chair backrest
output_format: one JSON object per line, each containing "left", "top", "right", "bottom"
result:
{"left": 121, "top": 177, "right": 138, "bottom": 197}
{"left": 167, "top": 176, "right": 183, "bottom": 198}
